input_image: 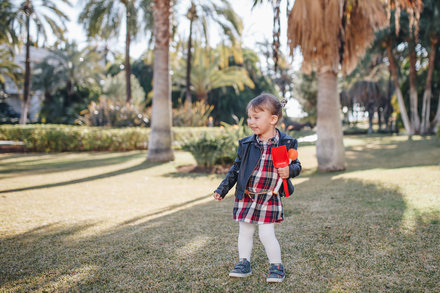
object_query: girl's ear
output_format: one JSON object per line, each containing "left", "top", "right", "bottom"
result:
{"left": 271, "top": 115, "right": 279, "bottom": 125}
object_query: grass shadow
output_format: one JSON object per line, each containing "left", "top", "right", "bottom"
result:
{"left": 0, "top": 160, "right": 165, "bottom": 194}
{"left": 344, "top": 135, "right": 440, "bottom": 172}
{"left": 1, "top": 175, "right": 439, "bottom": 291}
{"left": 0, "top": 152, "right": 145, "bottom": 179}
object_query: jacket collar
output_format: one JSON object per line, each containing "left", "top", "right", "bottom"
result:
{"left": 242, "top": 128, "right": 289, "bottom": 144}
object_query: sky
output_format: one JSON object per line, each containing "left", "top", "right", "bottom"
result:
{"left": 61, "top": 0, "right": 305, "bottom": 117}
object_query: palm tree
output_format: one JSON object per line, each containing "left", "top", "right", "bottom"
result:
{"left": 0, "top": 0, "right": 19, "bottom": 48}
{"left": 79, "top": 0, "right": 153, "bottom": 104}
{"left": 32, "top": 42, "right": 103, "bottom": 103}
{"left": 147, "top": 0, "right": 174, "bottom": 162}
{"left": 287, "top": 0, "right": 388, "bottom": 171}
{"left": 0, "top": 48, "right": 22, "bottom": 90}
{"left": 175, "top": 46, "right": 254, "bottom": 102}
{"left": 182, "top": 0, "right": 243, "bottom": 108}
{"left": 252, "top": 0, "right": 423, "bottom": 171}
{"left": 12, "top": 0, "right": 71, "bottom": 124}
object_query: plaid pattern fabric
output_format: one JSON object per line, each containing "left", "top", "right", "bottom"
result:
{"left": 233, "top": 131, "right": 283, "bottom": 224}
{"left": 233, "top": 192, "right": 283, "bottom": 224}
{"left": 247, "top": 132, "right": 280, "bottom": 194}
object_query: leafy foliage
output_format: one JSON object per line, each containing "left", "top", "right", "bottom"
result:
{"left": 39, "top": 86, "right": 100, "bottom": 125}
{"left": 0, "top": 124, "right": 227, "bottom": 152}
{"left": 181, "top": 118, "right": 252, "bottom": 167}
{"left": 0, "top": 124, "right": 149, "bottom": 152}
{"left": 172, "top": 101, "right": 213, "bottom": 127}
{"left": 76, "top": 99, "right": 149, "bottom": 128}
{"left": 101, "top": 71, "right": 147, "bottom": 108}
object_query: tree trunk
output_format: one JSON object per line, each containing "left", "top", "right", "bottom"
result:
{"left": 386, "top": 43, "right": 413, "bottom": 135}
{"left": 147, "top": 0, "right": 174, "bottom": 162}
{"left": 125, "top": 8, "right": 132, "bottom": 104}
{"left": 19, "top": 2, "right": 31, "bottom": 125}
{"left": 430, "top": 92, "right": 440, "bottom": 134}
{"left": 184, "top": 13, "right": 194, "bottom": 110}
{"left": 316, "top": 69, "right": 345, "bottom": 171}
{"left": 408, "top": 39, "right": 420, "bottom": 133}
{"left": 421, "top": 37, "right": 438, "bottom": 134}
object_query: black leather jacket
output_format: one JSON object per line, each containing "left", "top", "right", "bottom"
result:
{"left": 215, "top": 130, "right": 301, "bottom": 199}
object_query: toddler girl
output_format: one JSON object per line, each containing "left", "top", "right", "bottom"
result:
{"left": 213, "top": 93, "right": 301, "bottom": 283}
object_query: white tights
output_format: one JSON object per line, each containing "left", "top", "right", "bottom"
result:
{"left": 237, "top": 222, "right": 282, "bottom": 264}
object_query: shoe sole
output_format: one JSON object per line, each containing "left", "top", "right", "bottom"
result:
{"left": 229, "top": 272, "right": 252, "bottom": 278}
{"left": 266, "top": 276, "right": 285, "bottom": 283}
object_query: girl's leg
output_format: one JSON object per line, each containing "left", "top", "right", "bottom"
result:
{"left": 238, "top": 222, "right": 256, "bottom": 260}
{"left": 258, "top": 223, "right": 282, "bottom": 264}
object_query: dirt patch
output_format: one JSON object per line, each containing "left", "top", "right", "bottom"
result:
{"left": 176, "top": 164, "right": 231, "bottom": 174}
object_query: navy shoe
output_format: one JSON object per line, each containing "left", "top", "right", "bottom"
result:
{"left": 229, "top": 258, "right": 252, "bottom": 278}
{"left": 266, "top": 263, "right": 285, "bottom": 283}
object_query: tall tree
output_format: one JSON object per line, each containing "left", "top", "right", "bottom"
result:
{"left": 252, "top": 0, "right": 423, "bottom": 171}
{"left": 147, "top": 0, "right": 174, "bottom": 162}
{"left": 182, "top": 0, "right": 242, "bottom": 108}
{"left": 287, "top": 0, "right": 388, "bottom": 171}
{"left": 79, "top": 0, "right": 153, "bottom": 104}
{"left": 12, "top": 0, "right": 70, "bottom": 124}
{"left": 175, "top": 45, "right": 254, "bottom": 102}
{"left": 419, "top": 0, "right": 440, "bottom": 134}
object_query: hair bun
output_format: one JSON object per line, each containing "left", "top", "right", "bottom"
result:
{"left": 280, "top": 98, "right": 288, "bottom": 108}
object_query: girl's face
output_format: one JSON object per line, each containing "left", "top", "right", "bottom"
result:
{"left": 247, "top": 107, "right": 279, "bottom": 139}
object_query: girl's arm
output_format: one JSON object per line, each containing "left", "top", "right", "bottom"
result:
{"left": 214, "top": 143, "right": 243, "bottom": 198}
{"left": 288, "top": 138, "right": 301, "bottom": 178}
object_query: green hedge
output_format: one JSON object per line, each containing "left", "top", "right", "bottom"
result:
{"left": 0, "top": 124, "right": 225, "bottom": 152}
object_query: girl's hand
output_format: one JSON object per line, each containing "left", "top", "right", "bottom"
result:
{"left": 277, "top": 166, "right": 289, "bottom": 179}
{"left": 213, "top": 192, "right": 223, "bottom": 201}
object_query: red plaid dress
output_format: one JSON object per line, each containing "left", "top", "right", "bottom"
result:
{"left": 233, "top": 131, "right": 284, "bottom": 224}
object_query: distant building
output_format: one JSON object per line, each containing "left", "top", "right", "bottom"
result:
{"left": 2, "top": 46, "right": 51, "bottom": 122}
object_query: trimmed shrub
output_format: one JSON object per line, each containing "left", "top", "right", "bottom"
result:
{"left": 0, "top": 124, "right": 226, "bottom": 153}
{"left": 181, "top": 119, "right": 252, "bottom": 167}
{"left": 0, "top": 124, "right": 149, "bottom": 152}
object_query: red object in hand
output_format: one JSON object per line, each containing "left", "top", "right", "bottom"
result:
{"left": 271, "top": 145, "right": 290, "bottom": 197}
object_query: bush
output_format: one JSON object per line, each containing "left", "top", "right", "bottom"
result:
{"left": 172, "top": 101, "right": 214, "bottom": 127}
{"left": 181, "top": 119, "right": 252, "bottom": 167}
{"left": 0, "top": 124, "right": 149, "bottom": 152}
{"left": 76, "top": 99, "right": 150, "bottom": 127}
{"left": 0, "top": 124, "right": 228, "bottom": 152}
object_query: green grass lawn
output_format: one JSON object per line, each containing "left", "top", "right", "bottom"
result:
{"left": 1, "top": 135, "right": 439, "bottom": 292}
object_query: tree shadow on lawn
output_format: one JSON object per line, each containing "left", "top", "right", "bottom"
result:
{"left": 344, "top": 136, "right": 440, "bottom": 172}
{"left": 0, "top": 159, "right": 164, "bottom": 194}
{"left": 0, "top": 152, "right": 146, "bottom": 179}
{"left": 1, "top": 176, "right": 439, "bottom": 291}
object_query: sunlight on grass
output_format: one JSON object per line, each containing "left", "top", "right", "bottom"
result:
{"left": 176, "top": 235, "right": 212, "bottom": 258}
{"left": 1, "top": 135, "right": 439, "bottom": 291}
{"left": 334, "top": 165, "right": 440, "bottom": 232}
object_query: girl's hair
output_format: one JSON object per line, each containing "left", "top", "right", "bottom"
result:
{"left": 247, "top": 93, "right": 287, "bottom": 120}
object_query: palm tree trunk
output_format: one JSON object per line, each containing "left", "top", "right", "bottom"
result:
{"left": 316, "top": 69, "right": 345, "bottom": 171}
{"left": 184, "top": 14, "right": 194, "bottom": 110}
{"left": 125, "top": 8, "right": 132, "bottom": 104}
{"left": 408, "top": 39, "right": 420, "bottom": 133}
{"left": 19, "top": 1, "right": 31, "bottom": 125}
{"left": 147, "top": 0, "right": 174, "bottom": 162}
{"left": 386, "top": 43, "right": 413, "bottom": 135}
{"left": 421, "top": 37, "right": 438, "bottom": 134}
